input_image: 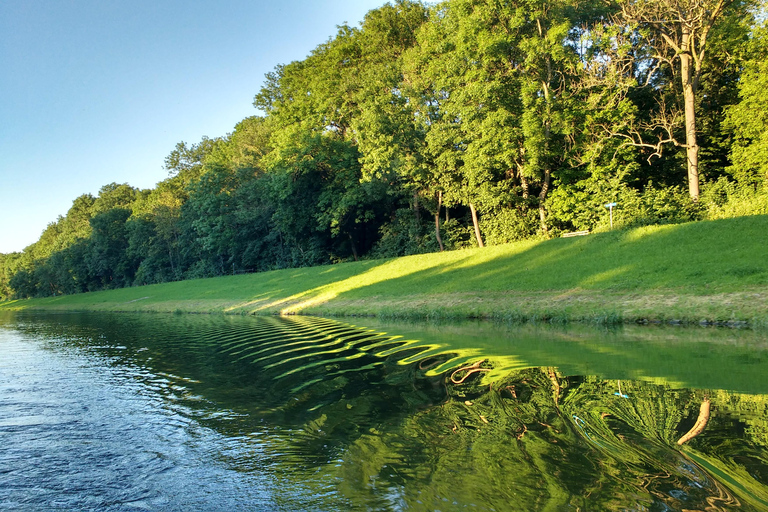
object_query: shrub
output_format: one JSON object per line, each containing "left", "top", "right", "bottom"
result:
{"left": 700, "top": 178, "right": 768, "bottom": 219}
{"left": 369, "top": 208, "right": 439, "bottom": 258}
{"left": 480, "top": 207, "right": 538, "bottom": 245}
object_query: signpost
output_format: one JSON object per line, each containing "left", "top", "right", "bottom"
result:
{"left": 604, "top": 202, "right": 617, "bottom": 229}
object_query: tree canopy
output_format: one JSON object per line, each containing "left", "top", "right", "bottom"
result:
{"left": 2, "top": 0, "right": 767, "bottom": 299}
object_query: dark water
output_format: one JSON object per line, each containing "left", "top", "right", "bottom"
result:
{"left": 1, "top": 312, "right": 767, "bottom": 511}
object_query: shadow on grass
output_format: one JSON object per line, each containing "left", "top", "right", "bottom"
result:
{"left": 3, "top": 216, "right": 766, "bottom": 317}
{"left": 278, "top": 216, "right": 768, "bottom": 315}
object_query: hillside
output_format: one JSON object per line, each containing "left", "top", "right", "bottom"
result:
{"left": 2, "top": 216, "right": 767, "bottom": 326}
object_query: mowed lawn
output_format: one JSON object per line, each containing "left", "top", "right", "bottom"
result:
{"left": 3, "top": 215, "right": 767, "bottom": 324}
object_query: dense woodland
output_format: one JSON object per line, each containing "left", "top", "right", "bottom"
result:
{"left": 3, "top": 0, "right": 768, "bottom": 300}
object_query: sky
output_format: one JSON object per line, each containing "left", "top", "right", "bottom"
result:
{"left": 0, "top": 0, "right": 390, "bottom": 254}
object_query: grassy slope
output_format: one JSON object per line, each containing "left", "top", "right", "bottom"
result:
{"left": 2, "top": 216, "right": 767, "bottom": 325}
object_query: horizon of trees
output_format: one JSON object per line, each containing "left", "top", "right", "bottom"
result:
{"left": 3, "top": 0, "right": 768, "bottom": 300}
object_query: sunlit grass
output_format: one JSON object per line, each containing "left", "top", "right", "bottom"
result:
{"left": 2, "top": 215, "right": 767, "bottom": 325}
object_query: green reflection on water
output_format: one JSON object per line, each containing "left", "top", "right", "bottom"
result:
{"left": 2, "top": 311, "right": 767, "bottom": 511}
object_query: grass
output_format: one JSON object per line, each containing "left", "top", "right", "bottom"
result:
{"left": 2, "top": 215, "right": 768, "bottom": 326}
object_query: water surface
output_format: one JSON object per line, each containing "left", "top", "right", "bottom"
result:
{"left": 1, "top": 311, "right": 767, "bottom": 510}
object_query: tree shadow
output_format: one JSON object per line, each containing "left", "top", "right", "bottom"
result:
{"left": 280, "top": 215, "right": 768, "bottom": 313}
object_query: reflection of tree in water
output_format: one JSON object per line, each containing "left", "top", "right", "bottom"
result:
{"left": 9, "top": 314, "right": 768, "bottom": 509}
{"left": 37, "top": 313, "right": 763, "bottom": 509}
{"left": 562, "top": 378, "right": 733, "bottom": 510}
{"left": 324, "top": 361, "right": 768, "bottom": 511}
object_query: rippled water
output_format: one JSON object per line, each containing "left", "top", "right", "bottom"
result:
{"left": 1, "top": 311, "right": 767, "bottom": 511}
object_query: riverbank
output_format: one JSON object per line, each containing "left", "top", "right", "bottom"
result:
{"left": 2, "top": 216, "right": 767, "bottom": 327}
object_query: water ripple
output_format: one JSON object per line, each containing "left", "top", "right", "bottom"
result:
{"left": 2, "top": 312, "right": 768, "bottom": 511}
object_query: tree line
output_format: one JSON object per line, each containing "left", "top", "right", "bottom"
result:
{"left": 2, "top": 0, "right": 768, "bottom": 300}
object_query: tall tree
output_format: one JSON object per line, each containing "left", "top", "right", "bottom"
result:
{"left": 724, "top": 22, "right": 768, "bottom": 186}
{"left": 349, "top": 1, "right": 434, "bottom": 245}
{"left": 406, "top": 0, "right": 580, "bottom": 240}
{"left": 612, "top": 0, "right": 744, "bottom": 200}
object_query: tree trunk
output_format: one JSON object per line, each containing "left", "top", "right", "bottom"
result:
{"left": 469, "top": 202, "right": 484, "bottom": 248}
{"left": 680, "top": 47, "right": 700, "bottom": 201}
{"left": 413, "top": 191, "right": 421, "bottom": 224}
{"left": 168, "top": 248, "right": 175, "bottom": 275}
{"left": 539, "top": 72, "right": 552, "bottom": 234}
{"left": 348, "top": 233, "right": 359, "bottom": 262}
{"left": 519, "top": 166, "right": 530, "bottom": 199}
{"left": 538, "top": 168, "right": 551, "bottom": 233}
{"left": 435, "top": 191, "right": 444, "bottom": 252}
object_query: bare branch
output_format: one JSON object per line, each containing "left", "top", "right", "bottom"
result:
{"left": 584, "top": 0, "right": 735, "bottom": 199}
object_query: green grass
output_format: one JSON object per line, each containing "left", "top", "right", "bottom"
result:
{"left": 3, "top": 215, "right": 768, "bottom": 325}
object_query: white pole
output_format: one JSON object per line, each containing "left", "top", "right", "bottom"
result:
{"left": 604, "top": 202, "right": 617, "bottom": 229}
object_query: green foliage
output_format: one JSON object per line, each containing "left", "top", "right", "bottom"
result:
{"left": 612, "top": 185, "right": 704, "bottom": 228}
{"left": 700, "top": 177, "right": 768, "bottom": 219}
{"left": 404, "top": 0, "right": 586, "bottom": 237}
{"left": 2, "top": 0, "right": 767, "bottom": 300}
{"left": 0, "top": 253, "right": 13, "bottom": 301}
{"left": 369, "top": 208, "right": 439, "bottom": 257}
{"left": 479, "top": 206, "right": 539, "bottom": 245}
{"left": 5, "top": 216, "right": 768, "bottom": 329}
{"left": 724, "top": 24, "right": 768, "bottom": 186}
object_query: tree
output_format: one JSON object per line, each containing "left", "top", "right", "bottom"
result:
{"left": 724, "top": 23, "right": 768, "bottom": 186}
{"left": 406, "top": 0, "right": 581, "bottom": 240}
{"left": 344, "top": 2, "right": 440, "bottom": 249}
{"left": 612, "top": 0, "right": 743, "bottom": 200}
{"left": 87, "top": 208, "right": 134, "bottom": 289}
{"left": 163, "top": 137, "right": 221, "bottom": 180}
{"left": 0, "top": 253, "right": 23, "bottom": 301}
{"left": 265, "top": 130, "right": 390, "bottom": 264}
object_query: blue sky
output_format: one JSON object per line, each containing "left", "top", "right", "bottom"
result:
{"left": 0, "top": 0, "right": 389, "bottom": 254}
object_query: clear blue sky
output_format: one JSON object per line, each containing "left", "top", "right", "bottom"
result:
{"left": 0, "top": 0, "right": 389, "bottom": 254}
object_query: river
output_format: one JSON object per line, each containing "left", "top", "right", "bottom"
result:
{"left": 1, "top": 311, "right": 767, "bottom": 510}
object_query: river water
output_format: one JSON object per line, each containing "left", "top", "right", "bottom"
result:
{"left": 1, "top": 311, "right": 767, "bottom": 511}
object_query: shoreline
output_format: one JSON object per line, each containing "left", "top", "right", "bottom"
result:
{"left": 3, "top": 217, "right": 767, "bottom": 329}
{"left": 2, "top": 287, "right": 766, "bottom": 329}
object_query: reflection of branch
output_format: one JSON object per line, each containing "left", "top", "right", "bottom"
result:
{"left": 547, "top": 367, "right": 561, "bottom": 406}
{"left": 677, "top": 398, "right": 711, "bottom": 445}
{"left": 418, "top": 357, "right": 441, "bottom": 371}
{"left": 450, "top": 360, "right": 491, "bottom": 384}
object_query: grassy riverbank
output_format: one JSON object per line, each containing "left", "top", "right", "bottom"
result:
{"left": 2, "top": 216, "right": 767, "bottom": 326}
